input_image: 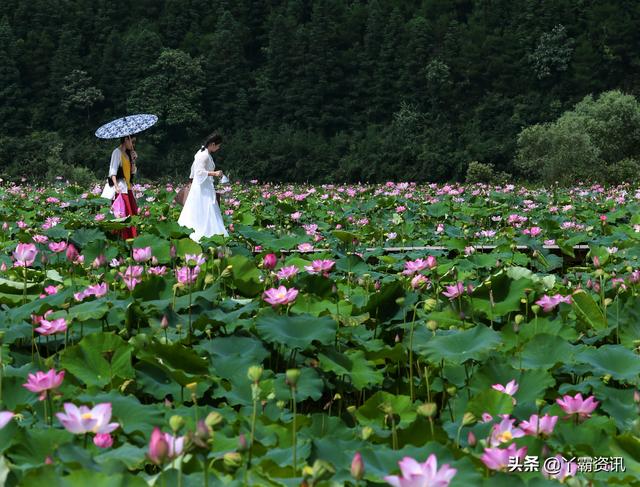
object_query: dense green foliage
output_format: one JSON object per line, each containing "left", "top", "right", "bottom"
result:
{"left": 1, "top": 0, "right": 640, "bottom": 183}
{"left": 516, "top": 90, "right": 640, "bottom": 185}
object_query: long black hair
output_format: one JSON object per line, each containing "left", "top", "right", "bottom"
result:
{"left": 200, "top": 132, "right": 222, "bottom": 151}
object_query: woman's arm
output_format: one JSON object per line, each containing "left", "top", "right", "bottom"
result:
{"left": 108, "top": 149, "right": 121, "bottom": 193}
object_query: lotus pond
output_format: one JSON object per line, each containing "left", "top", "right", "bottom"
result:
{"left": 0, "top": 180, "right": 639, "bottom": 486}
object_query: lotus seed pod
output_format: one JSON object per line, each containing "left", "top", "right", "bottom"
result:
{"left": 346, "top": 405, "right": 356, "bottom": 415}
{"left": 427, "top": 320, "right": 438, "bottom": 331}
{"left": 417, "top": 402, "right": 437, "bottom": 417}
{"left": 446, "top": 385, "right": 457, "bottom": 396}
{"left": 361, "top": 426, "right": 374, "bottom": 440}
{"left": 424, "top": 298, "right": 437, "bottom": 311}
{"left": 531, "top": 305, "right": 541, "bottom": 315}
{"left": 462, "top": 412, "right": 476, "bottom": 426}
{"left": 169, "top": 415, "right": 185, "bottom": 433}
{"left": 535, "top": 399, "right": 546, "bottom": 409}
{"left": 247, "top": 365, "right": 263, "bottom": 383}
{"left": 223, "top": 451, "right": 242, "bottom": 469}
{"left": 285, "top": 368, "right": 301, "bottom": 388}
{"left": 514, "top": 314, "right": 524, "bottom": 325}
{"left": 205, "top": 411, "right": 223, "bottom": 428}
{"left": 276, "top": 400, "right": 286, "bottom": 409}
{"left": 395, "top": 297, "right": 405, "bottom": 306}
{"left": 604, "top": 298, "right": 613, "bottom": 306}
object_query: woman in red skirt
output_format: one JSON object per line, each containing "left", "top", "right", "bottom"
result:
{"left": 107, "top": 136, "right": 139, "bottom": 239}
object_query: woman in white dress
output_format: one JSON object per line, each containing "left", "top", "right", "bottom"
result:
{"left": 178, "top": 133, "right": 228, "bottom": 241}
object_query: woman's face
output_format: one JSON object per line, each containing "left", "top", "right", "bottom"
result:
{"left": 208, "top": 142, "right": 221, "bottom": 153}
{"left": 124, "top": 137, "right": 136, "bottom": 151}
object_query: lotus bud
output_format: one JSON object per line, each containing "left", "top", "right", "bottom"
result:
{"left": 467, "top": 431, "right": 477, "bottom": 446}
{"left": 427, "top": 320, "right": 438, "bottom": 331}
{"left": 380, "top": 402, "right": 394, "bottom": 415}
{"left": 417, "top": 402, "right": 437, "bottom": 418}
{"left": 394, "top": 334, "right": 400, "bottom": 343}
{"left": 194, "top": 420, "right": 212, "bottom": 446}
{"left": 424, "top": 298, "right": 437, "bottom": 311}
{"left": 238, "top": 433, "right": 248, "bottom": 451}
{"left": 361, "top": 426, "right": 374, "bottom": 440}
{"left": 223, "top": 451, "right": 242, "bottom": 469}
{"left": 169, "top": 415, "right": 185, "bottom": 433}
{"left": 351, "top": 452, "right": 365, "bottom": 481}
{"left": 247, "top": 365, "right": 263, "bottom": 383}
{"left": 205, "top": 411, "right": 223, "bottom": 428}
{"left": 285, "top": 368, "right": 301, "bottom": 388}
{"left": 462, "top": 412, "right": 476, "bottom": 426}
{"left": 160, "top": 315, "right": 169, "bottom": 329}
{"left": 311, "top": 459, "right": 335, "bottom": 481}
{"left": 634, "top": 390, "right": 640, "bottom": 404}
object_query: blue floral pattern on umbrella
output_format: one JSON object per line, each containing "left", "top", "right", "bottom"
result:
{"left": 95, "top": 114, "right": 158, "bottom": 139}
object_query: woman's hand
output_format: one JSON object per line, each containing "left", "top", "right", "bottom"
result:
{"left": 131, "top": 150, "right": 138, "bottom": 162}
{"left": 209, "top": 170, "right": 223, "bottom": 177}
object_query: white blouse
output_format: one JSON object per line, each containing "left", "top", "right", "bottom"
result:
{"left": 189, "top": 149, "right": 214, "bottom": 186}
{"left": 108, "top": 148, "right": 136, "bottom": 194}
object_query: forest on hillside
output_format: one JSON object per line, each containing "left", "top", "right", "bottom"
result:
{"left": 1, "top": 0, "right": 640, "bottom": 183}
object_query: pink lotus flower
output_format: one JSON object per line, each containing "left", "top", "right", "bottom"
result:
{"left": 298, "top": 243, "right": 314, "bottom": 252}
{"left": 519, "top": 414, "right": 558, "bottom": 437}
{"left": 75, "top": 282, "right": 108, "bottom": 302}
{"left": 35, "top": 317, "right": 67, "bottom": 335}
{"left": 32, "top": 235, "right": 48, "bottom": 244}
{"left": 42, "top": 285, "right": 59, "bottom": 296}
{"left": 56, "top": 403, "right": 119, "bottom": 435}
{"left": 48, "top": 241, "right": 67, "bottom": 253}
{"left": 411, "top": 274, "right": 430, "bottom": 290}
{"left": 442, "top": 282, "right": 465, "bottom": 300}
{"left": 480, "top": 443, "right": 527, "bottom": 471}
{"left": 92, "top": 254, "right": 107, "bottom": 268}
{"left": 535, "top": 294, "right": 572, "bottom": 312}
{"left": 402, "top": 257, "right": 437, "bottom": 275}
{"left": 133, "top": 246, "right": 152, "bottom": 262}
{"left": 489, "top": 416, "right": 525, "bottom": 446}
{"left": 185, "top": 253, "right": 206, "bottom": 266}
{"left": 304, "top": 259, "right": 335, "bottom": 276}
{"left": 65, "top": 244, "right": 79, "bottom": 263}
{"left": 148, "top": 427, "right": 169, "bottom": 464}
{"left": 542, "top": 455, "right": 578, "bottom": 481}
{"left": 148, "top": 428, "right": 184, "bottom": 465}
{"left": 147, "top": 266, "right": 167, "bottom": 276}
{"left": 556, "top": 393, "right": 599, "bottom": 420}
{"left": 263, "top": 253, "right": 277, "bottom": 270}
{"left": 0, "top": 412, "right": 14, "bottom": 429}
{"left": 263, "top": 286, "right": 298, "bottom": 307}
{"left": 119, "top": 266, "right": 144, "bottom": 290}
{"left": 384, "top": 454, "right": 457, "bottom": 487}
{"left": 175, "top": 265, "right": 200, "bottom": 285}
{"left": 276, "top": 265, "right": 299, "bottom": 280}
{"left": 13, "top": 243, "right": 38, "bottom": 267}
{"left": 93, "top": 433, "right": 114, "bottom": 448}
{"left": 23, "top": 369, "right": 65, "bottom": 400}
{"left": 492, "top": 379, "right": 519, "bottom": 401}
